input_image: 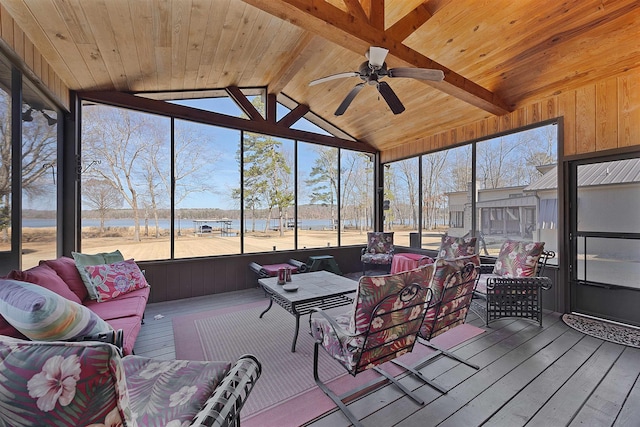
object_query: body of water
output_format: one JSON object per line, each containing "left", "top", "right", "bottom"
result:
{"left": 24, "top": 218, "right": 338, "bottom": 231}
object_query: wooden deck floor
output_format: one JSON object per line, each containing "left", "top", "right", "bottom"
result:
{"left": 135, "top": 289, "right": 640, "bottom": 427}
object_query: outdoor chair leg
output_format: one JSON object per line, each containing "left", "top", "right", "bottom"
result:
{"left": 313, "top": 342, "right": 363, "bottom": 427}
{"left": 418, "top": 338, "right": 480, "bottom": 370}
{"left": 371, "top": 366, "right": 424, "bottom": 404}
{"left": 389, "top": 358, "right": 448, "bottom": 394}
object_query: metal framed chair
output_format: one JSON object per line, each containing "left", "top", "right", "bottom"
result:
{"left": 391, "top": 254, "right": 481, "bottom": 394}
{"left": 361, "top": 231, "right": 395, "bottom": 275}
{"left": 309, "top": 264, "right": 434, "bottom": 427}
{"left": 475, "top": 240, "right": 554, "bottom": 327}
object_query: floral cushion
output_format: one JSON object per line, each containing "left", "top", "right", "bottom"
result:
{"left": 123, "top": 356, "right": 230, "bottom": 426}
{"left": 421, "top": 255, "right": 480, "bottom": 340}
{"left": 0, "top": 279, "right": 113, "bottom": 341}
{"left": 438, "top": 234, "right": 477, "bottom": 259}
{"left": 311, "top": 264, "right": 434, "bottom": 374}
{"left": 72, "top": 250, "right": 125, "bottom": 300}
{"left": 361, "top": 252, "right": 394, "bottom": 264}
{"left": 365, "top": 232, "right": 394, "bottom": 255}
{"left": 84, "top": 259, "right": 150, "bottom": 302}
{"left": 493, "top": 240, "right": 545, "bottom": 277}
{"left": 0, "top": 337, "right": 135, "bottom": 427}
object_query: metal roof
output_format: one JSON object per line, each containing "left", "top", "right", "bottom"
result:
{"left": 525, "top": 158, "right": 640, "bottom": 191}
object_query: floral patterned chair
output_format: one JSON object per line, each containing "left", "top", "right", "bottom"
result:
{"left": 309, "top": 264, "right": 434, "bottom": 427}
{"left": 437, "top": 233, "right": 477, "bottom": 259}
{"left": 360, "top": 231, "right": 395, "bottom": 275}
{"left": 475, "top": 240, "right": 554, "bottom": 327}
{"left": 0, "top": 337, "right": 261, "bottom": 427}
{"left": 391, "top": 254, "right": 481, "bottom": 394}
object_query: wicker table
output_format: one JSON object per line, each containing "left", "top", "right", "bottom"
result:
{"left": 258, "top": 270, "right": 357, "bottom": 352}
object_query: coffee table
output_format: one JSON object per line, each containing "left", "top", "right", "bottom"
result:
{"left": 258, "top": 270, "right": 357, "bottom": 352}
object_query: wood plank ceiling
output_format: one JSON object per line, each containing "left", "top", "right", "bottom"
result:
{"left": 2, "top": 0, "right": 639, "bottom": 153}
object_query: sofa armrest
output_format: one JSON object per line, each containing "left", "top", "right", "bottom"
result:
{"left": 66, "top": 329, "right": 124, "bottom": 355}
{"left": 190, "top": 354, "right": 262, "bottom": 427}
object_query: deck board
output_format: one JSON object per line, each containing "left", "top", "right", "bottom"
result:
{"left": 133, "top": 290, "right": 639, "bottom": 427}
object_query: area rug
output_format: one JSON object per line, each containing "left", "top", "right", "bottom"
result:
{"left": 562, "top": 313, "right": 640, "bottom": 348}
{"left": 173, "top": 300, "right": 485, "bottom": 424}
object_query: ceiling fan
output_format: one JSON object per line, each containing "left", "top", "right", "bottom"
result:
{"left": 309, "top": 46, "right": 445, "bottom": 116}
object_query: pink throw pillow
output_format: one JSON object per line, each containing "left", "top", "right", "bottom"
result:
{"left": 40, "top": 256, "right": 89, "bottom": 301}
{"left": 84, "top": 259, "right": 149, "bottom": 302}
{"left": 7, "top": 263, "right": 82, "bottom": 304}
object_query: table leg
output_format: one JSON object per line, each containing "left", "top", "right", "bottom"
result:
{"left": 291, "top": 313, "right": 301, "bottom": 352}
{"left": 259, "top": 298, "right": 273, "bottom": 318}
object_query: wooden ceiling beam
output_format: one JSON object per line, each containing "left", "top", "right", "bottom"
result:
{"left": 225, "top": 86, "right": 265, "bottom": 121}
{"left": 360, "top": 0, "right": 385, "bottom": 30}
{"left": 241, "top": 0, "right": 511, "bottom": 115}
{"left": 79, "top": 90, "right": 376, "bottom": 153}
{"left": 269, "top": 33, "right": 321, "bottom": 94}
{"left": 342, "top": 0, "right": 368, "bottom": 23}
{"left": 386, "top": 2, "right": 432, "bottom": 42}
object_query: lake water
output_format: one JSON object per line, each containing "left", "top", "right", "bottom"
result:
{"left": 24, "top": 218, "right": 337, "bottom": 231}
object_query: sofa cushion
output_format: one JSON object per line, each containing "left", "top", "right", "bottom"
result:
{"left": 72, "top": 250, "right": 124, "bottom": 300}
{"left": 0, "top": 279, "right": 113, "bottom": 341}
{"left": 106, "top": 316, "right": 143, "bottom": 356}
{"left": 493, "top": 240, "right": 545, "bottom": 277}
{"left": 83, "top": 259, "right": 149, "bottom": 302}
{"left": 85, "top": 295, "right": 148, "bottom": 322}
{"left": 8, "top": 263, "right": 82, "bottom": 304}
{"left": 40, "top": 256, "right": 89, "bottom": 301}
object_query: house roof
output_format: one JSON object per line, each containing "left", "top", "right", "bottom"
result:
{"left": 3, "top": 0, "right": 639, "bottom": 152}
{"left": 526, "top": 158, "right": 640, "bottom": 191}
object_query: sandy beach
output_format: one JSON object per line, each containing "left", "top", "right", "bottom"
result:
{"left": 20, "top": 227, "right": 445, "bottom": 269}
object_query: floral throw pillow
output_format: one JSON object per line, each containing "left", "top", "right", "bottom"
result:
{"left": 493, "top": 240, "right": 545, "bottom": 277}
{"left": 84, "top": 259, "right": 149, "bottom": 303}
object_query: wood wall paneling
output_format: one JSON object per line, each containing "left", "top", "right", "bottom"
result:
{"left": 381, "top": 69, "right": 640, "bottom": 163}
{"left": 619, "top": 75, "right": 640, "bottom": 148}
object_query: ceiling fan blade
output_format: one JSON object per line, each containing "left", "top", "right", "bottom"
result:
{"left": 309, "top": 71, "right": 360, "bottom": 86}
{"left": 388, "top": 67, "right": 445, "bottom": 81}
{"left": 368, "top": 46, "right": 389, "bottom": 69}
{"left": 335, "top": 83, "right": 365, "bottom": 116}
{"left": 377, "top": 82, "right": 405, "bottom": 115}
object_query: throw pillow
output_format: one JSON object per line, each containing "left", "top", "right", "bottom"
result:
{"left": 40, "top": 256, "right": 89, "bottom": 301}
{"left": 84, "top": 259, "right": 149, "bottom": 302}
{"left": 72, "top": 250, "right": 124, "bottom": 300}
{"left": 438, "top": 234, "right": 477, "bottom": 259}
{"left": 7, "top": 263, "right": 82, "bottom": 304}
{"left": 493, "top": 240, "right": 545, "bottom": 277}
{"left": 0, "top": 279, "right": 113, "bottom": 341}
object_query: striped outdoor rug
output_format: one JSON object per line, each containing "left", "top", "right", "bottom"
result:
{"left": 173, "top": 299, "right": 486, "bottom": 422}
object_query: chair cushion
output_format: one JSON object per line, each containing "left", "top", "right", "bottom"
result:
{"left": 0, "top": 279, "right": 113, "bottom": 341}
{"left": 123, "top": 356, "right": 231, "bottom": 426}
{"left": 493, "top": 240, "right": 545, "bottom": 277}
{"left": 40, "top": 257, "right": 90, "bottom": 301}
{"left": 361, "top": 252, "right": 394, "bottom": 264}
{"left": 72, "top": 250, "right": 124, "bottom": 300}
{"left": 365, "top": 232, "right": 394, "bottom": 254}
{"left": 83, "top": 259, "right": 149, "bottom": 302}
{"left": 438, "top": 234, "right": 477, "bottom": 259}
{"left": 0, "top": 337, "right": 134, "bottom": 426}
{"left": 421, "top": 255, "right": 480, "bottom": 340}
{"left": 7, "top": 263, "right": 82, "bottom": 304}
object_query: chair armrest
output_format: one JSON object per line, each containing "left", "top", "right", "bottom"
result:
{"left": 486, "top": 276, "right": 552, "bottom": 291}
{"left": 309, "top": 307, "right": 360, "bottom": 340}
{"left": 249, "top": 262, "right": 269, "bottom": 278}
{"left": 287, "top": 258, "right": 308, "bottom": 273}
{"left": 190, "top": 354, "right": 262, "bottom": 427}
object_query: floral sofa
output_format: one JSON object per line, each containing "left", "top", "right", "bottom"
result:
{"left": 0, "top": 337, "right": 261, "bottom": 427}
{"left": 0, "top": 253, "right": 150, "bottom": 355}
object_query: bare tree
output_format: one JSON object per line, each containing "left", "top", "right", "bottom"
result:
{"left": 305, "top": 146, "right": 338, "bottom": 230}
{"left": 82, "top": 179, "right": 123, "bottom": 235}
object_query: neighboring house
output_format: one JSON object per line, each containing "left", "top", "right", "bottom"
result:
{"left": 446, "top": 160, "right": 640, "bottom": 257}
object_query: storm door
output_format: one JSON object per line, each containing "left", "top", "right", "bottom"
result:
{"left": 569, "top": 155, "right": 640, "bottom": 326}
